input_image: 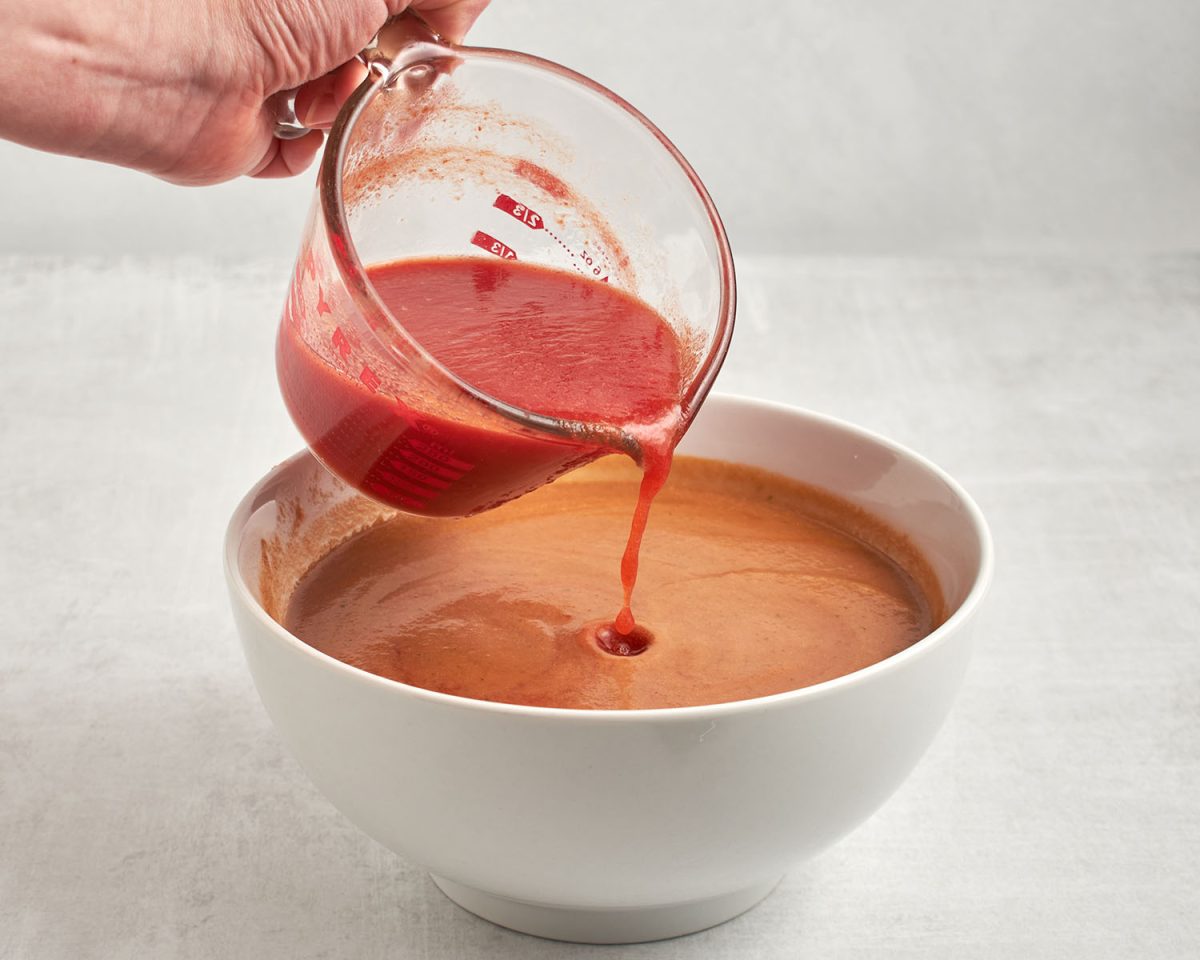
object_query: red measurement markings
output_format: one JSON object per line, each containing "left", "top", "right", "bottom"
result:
{"left": 406, "top": 435, "right": 474, "bottom": 473}
{"left": 381, "top": 455, "right": 452, "bottom": 491}
{"left": 361, "top": 430, "right": 475, "bottom": 510}
{"left": 494, "top": 193, "right": 611, "bottom": 282}
{"left": 389, "top": 445, "right": 463, "bottom": 482}
{"left": 494, "top": 194, "right": 544, "bottom": 230}
{"left": 578, "top": 248, "right": 609, "bottom": 282}
{"left": 331, "top": 327, "right": 351, "bottom": 361}
{"left": 359, "top": 365, "right": 381, "bottom": 392}
{"left": 361, "top": 472, "right": 431, "bottom": 510}
{"left": 471, "top": 230, "right": 518, "bottom": 260}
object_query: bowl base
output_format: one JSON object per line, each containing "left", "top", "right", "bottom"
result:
{"left": 430, "top": 874, "right": 782, "bottom": 944}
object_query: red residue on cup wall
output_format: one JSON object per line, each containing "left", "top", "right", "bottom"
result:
{"left": 509, "top": 159, "right": 632, "bottom": 280}
{"left": 512, "top": 160, "right": 571, "bottom": 202}
{"left": 339, "top": 83, "right": 635, "bottom": 288}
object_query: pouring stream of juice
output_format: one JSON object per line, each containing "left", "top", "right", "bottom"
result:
{"left": 279, "top": 255, "right": 687, "bottom": 645}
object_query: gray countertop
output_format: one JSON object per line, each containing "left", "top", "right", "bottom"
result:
{"left": 2, "top": 255, "right": 1197, "bottom": 958}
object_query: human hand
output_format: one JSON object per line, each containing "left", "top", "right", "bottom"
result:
{"left": 0, "top": 0, "right": 490, "bottom": 185}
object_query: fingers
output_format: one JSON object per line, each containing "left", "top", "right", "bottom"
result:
{"left": 250, "top": 129, "right": 324, "bottom": 179}
{"left": 293, "top": 61, "right": 368, "bottom": 130}
{"left": 254, "top": 58, "right": 365, "bottom": 179}
{"left": 405, "top": 0, "right": 491, "bottom": 43}
{"left": 245, "top": 0, "right": 490, "bottom": 180}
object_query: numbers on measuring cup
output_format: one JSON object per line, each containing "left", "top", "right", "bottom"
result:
{"left": 476, "top": 192, "right": 614, "bottom": 283}
{"left": 494, "top": 194, "right": 544, "bottom": 230}
{"left": 514, "top": 205, "right": 541, "bottom": 229}
{"left": 579, "top": 250, "right": 606, "bottom": 278}
{"left": 471, "top": 230, "right": 518, "bottom": 260}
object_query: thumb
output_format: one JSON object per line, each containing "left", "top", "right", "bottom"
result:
{"left": 395, "top": 0, "right": 491, "bottom": 43}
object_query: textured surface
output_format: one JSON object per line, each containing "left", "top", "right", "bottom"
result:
{"left": 2, "top": 255, "right": 1197, "bottom": 957}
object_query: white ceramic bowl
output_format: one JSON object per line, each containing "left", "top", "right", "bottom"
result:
{"left": 224, "top": 395, "right": 992, "bottom": 943}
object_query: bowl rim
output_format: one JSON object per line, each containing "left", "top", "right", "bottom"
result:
{"left": 224, "top": 393, "right": 994, "bottom": 722}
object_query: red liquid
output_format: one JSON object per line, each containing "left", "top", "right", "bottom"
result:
{"left": 277, "top": 257, "right": 687, "bottom": 637}
{"left": 593, "top": 622, "right": 654, "bottom": 657}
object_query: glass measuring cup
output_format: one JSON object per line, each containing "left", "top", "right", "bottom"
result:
{"left": 276, "top": 15, "right": 735, "bottom": 517}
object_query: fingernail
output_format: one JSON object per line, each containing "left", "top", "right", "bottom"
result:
{"left": 299, "top": 93, "right": 338, "bottom": 129}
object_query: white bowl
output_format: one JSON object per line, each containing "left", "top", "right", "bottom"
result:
{"left": 224, "top": 394, "right": 992, "bottom": 943}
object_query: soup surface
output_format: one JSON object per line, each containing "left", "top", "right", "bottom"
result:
{"left": 282, "top": 455, "right": 943, "bottom": 709}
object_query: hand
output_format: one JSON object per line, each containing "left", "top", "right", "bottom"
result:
{"left": 0, "top": 0, "right": 490, "bottom": 185}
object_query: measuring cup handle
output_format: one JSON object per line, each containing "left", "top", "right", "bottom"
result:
{"left": 271, "top": 11, "right": 449, "bottom": 140}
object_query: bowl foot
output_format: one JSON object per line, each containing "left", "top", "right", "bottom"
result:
{"left": 429, "top": 874, "right": 782, "bottom": 943}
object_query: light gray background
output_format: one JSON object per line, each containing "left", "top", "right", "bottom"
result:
{"left": 2, "top": 0, "right": 1198, "bottom": 256}
{"left": 2, "top": 1, "right": 1198, "bottom": 957}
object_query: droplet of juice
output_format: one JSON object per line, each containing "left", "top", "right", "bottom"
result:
{"left": 593, "top": 622, "right": 653, "bottom": 657}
